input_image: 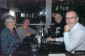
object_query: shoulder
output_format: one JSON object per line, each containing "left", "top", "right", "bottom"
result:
{"left": 1, "top": 27, "right": 9, "bottom": 33}
{"left": 17, "top": 26, "right": 22, "bottom": 29}
{"left": 17, "top": 26, "right": 24, "bottom": 33}
{"left": 1, "top": 27, "right": 10, "bottom": 37}
{"left": 17, "top": 26, "right": 23, "bottom": 31}
{"left": 76, "top": 23, "right": 85, "bottom": 34}
{"left": 78, "top": 23, "right": 85, "bottom": 30}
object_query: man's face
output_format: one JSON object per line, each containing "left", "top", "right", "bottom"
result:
{"left": 65, "top": 11, "right": 79, "bottom": 28}
{"left": 54, "top": 14, "right": 62, "bottom": 23}
{"left": 23, "top": 19, "right": 30, "bottom": 26}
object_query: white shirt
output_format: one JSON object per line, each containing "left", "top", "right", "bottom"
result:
{"left": 63, "top": 22, "right": 85, "bottom": 54}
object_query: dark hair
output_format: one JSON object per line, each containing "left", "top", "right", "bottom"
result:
{"left": 65, "top": 10, "right": 79, "bottom": 17}
{"left": 54, "top": 13, "right": 62, "bottom": 17}
{"left": 23, "top": 17, "right": 30, "bottom": 22}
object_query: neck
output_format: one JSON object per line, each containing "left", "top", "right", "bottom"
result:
{"left": 9, "top": 28, "right": 14, "bottom": 33}
{"left": 22, "top": 25, "right": 28, "bottom": 30}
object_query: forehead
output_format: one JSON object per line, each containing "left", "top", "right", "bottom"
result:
{"left": 66, "top": 11, "right": 76, "bottom": 17}
{"left": 24, "top": 19, "right": 30, "bottom": 21}
{"left": 55, "top": 13, "right": 61, "bottom": 17}
{"left": 7, "top": 19, "right": 14, "bottom": 21}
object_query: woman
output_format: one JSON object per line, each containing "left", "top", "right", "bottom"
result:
{"left": 17, "top": 18, "right": 38, "bottom": 43}
{"left": 0, "top": 15, "right": 20, "bottom": 56}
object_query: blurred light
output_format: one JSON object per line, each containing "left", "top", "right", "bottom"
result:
{"left": 45, "top": 12, "right": 46, "bottom": 14}
{"left": 10, "top": 11, "right": 15, "bottom": 16}
{"left": 21, "top": 13, "right": 25, "bottom": 17}
{"left": 40, "top": 12, "right": 43, "bottom": 15}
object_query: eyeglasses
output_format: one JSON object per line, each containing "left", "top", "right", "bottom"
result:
{"left": 55, "top": 17, "right": 61, "bottom": 19}
{"left": 25, "top": 21, "right": 30, "bottom": 22}
{"left": 66, "top": 16, "right": 77, "bottom": 19}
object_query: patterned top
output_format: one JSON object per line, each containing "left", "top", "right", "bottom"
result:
{"left": 0, "top": 27, "right": 20, "bottom": 56}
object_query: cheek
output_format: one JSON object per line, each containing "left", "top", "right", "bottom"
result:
{"left": 75, "top": 19, "right": 78, "bottom": 23}
{"left": 66, "top": 19, "right": 69, "bottom": 22}
{"left": 55, "top": 19, "right": 57, "bottom": 21}
{"left": 8, "top": 23, "right": 15, "bottom": 26}
{"left": 11, "top": 23, "right": 15, "bottom": 26}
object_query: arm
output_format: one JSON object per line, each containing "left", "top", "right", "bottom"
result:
{"left": 56, "top": 37, "right": 64, "bottom": 42}
{"left": 1, "top": 30, "right": 12, "bottom": 55}
{"left": 64, "top": 30, "right": 85, "bottom": 52}
{"left": 46, "top": 37, "right": 63, "bottom": 42}
{"left": 28, "top": 27, "right": 39, "bottom": 34}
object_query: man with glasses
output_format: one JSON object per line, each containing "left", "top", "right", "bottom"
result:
{"left": 47, "top": 10, "right": 85, "bottom": 55}
{"left": 64, "top": 10, "right": 85, "bottom": 54}
{"left": 47, "top": 13, "right": 65, "bottom": 40}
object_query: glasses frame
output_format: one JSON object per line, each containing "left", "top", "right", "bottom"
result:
{"left": 66, "top": 16, "right": 77, "bottom": 19}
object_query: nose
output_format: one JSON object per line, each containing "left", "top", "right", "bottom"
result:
{"left": 66, "top": 18, "right": 71, "bottom": 21}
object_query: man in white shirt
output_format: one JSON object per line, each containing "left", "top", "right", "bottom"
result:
{"left": 47, "top": 10, "right": 85, "bottom": 54}
{"left": 64, "top": 10, "right": 85, "bottom": 54}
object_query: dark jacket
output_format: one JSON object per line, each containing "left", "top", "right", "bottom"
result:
{"left": 48, "top": 20, "right": 65, "bottom": 37}
{"left": 0, "top": 27, "right": 20, "bottom": 56}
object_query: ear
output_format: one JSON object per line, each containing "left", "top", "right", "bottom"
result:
{"left": 77, "top": 17, "right": 79, "bottom": 21}
{"left": 23, "top": 21, "right": 24, "bottom": 24}
{"left": 61, "top": 17, "right": 62, "bottom": 20}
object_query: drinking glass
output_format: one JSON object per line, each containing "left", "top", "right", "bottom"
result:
{"left": 31, "top": 43, "right": 38, "bottom": 56}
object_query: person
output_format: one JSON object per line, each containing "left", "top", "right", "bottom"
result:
{"left": 47, "top": 13, "right": 65, "bottom": 41}
{"left": 63, "top": 10, "right": 85, "bottom": 54}
{"left": 0, "top": 15, "right": 20, "bottom": 56}
{"left": 17, "top": 17, "right": 39, "bottom": 43}
{"left": 47, "top": 10, "right": 85, "bottom": 54}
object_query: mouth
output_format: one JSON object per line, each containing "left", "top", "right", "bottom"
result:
{"left": 67, "top": 22, "right": 71, "bottom": 24}
{"left": 67, "top": 22, "right": 72, "bottom": 25}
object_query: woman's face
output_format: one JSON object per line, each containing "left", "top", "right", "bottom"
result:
{"left": 6, "top": 19, "right": 15, "bottom": 29}
{"left": 23, "top": 19, "right": 30, "bottom": 26}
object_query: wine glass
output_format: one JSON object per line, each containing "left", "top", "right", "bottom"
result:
{"left": 31, "top": 43, "right": 38, "bottom": 56}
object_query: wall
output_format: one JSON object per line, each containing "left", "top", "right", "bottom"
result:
{"left": 0, "top": 0, "right": 7, "bottom": 9}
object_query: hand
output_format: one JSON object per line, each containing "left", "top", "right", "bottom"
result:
{"left": 64, "top": 25, "right": 72, "bottom": 32}
{"left": 46, "top": 37, "right": 56, "bottom": 42}
{"left": 26, "top": 32, "right": 31, "bottom": 36}
{"left": 35, "top": 34, "right": 40, "bottom": 38}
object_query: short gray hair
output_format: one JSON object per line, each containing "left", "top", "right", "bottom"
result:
{"left": 4, "top": 15, "right": 15, "bottom": 25}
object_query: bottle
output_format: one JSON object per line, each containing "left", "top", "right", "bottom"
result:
{"left": 37, "top": 35, "right": 41, "bottom": 48}
{"left": 37, "top": 35, "right": 41, "bottom": 43}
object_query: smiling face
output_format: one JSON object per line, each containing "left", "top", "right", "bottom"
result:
{"left": 6, "top": 19, "right": 15, "bottom": 29}
{"left": 54, "top": 13, "right": 62, "bottom": 23}
{"left": 23, "top": 19, "right": 30, "bottom": 26}
{"left": 65, "top": 11, "right": 79, "bottom": 28}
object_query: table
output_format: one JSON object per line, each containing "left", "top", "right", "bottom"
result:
{"left": 10, "top": 37, "right": 74, "bottom": 56}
